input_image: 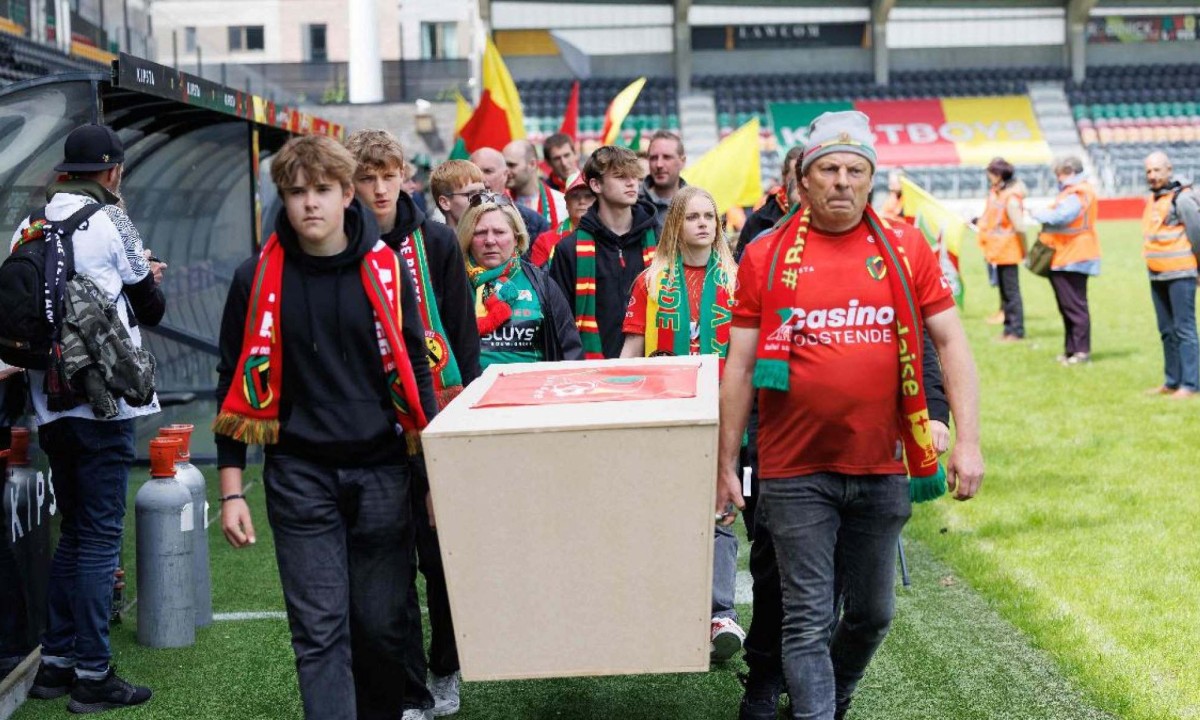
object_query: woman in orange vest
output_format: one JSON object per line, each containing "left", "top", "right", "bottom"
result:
{"left": 978, "top": 158, "right": 1027, "bottom": 341}
{"left": 1032, "top": 156, "right": 1102, "bottom": 365}
{"left": 1141, "top": 151, "right": 1199, "bottom": 397}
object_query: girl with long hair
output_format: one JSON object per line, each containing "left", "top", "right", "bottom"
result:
{"left": 620, "top": 186, "right": 737, "bottom": 364}
{"left": 619, "top": 185, "right": 745, "bottom": 662}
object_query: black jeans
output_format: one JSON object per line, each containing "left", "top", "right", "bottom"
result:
{"left": 760, "top": 473, "right": 911, "bottom": 720}
{"left": 996, "top": 264, "right": 1024, "bottom": 338}
{"left": 406, "top": 456, "right": 460, "bottom": 681}
{"left": 740, "top": 405, "right": 785, "bottom": 682}
{"left": 1050, "top": 271, "right": 1092, "bottom": 355}
{"left": 264, "top": 454, "right": 431, "bottom": 720}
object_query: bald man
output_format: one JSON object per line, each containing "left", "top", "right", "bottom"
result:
{"left": 468, "top": 146, "right": 550, "bottom": 239}
{"left": 504, "top": 140, "right": 567, "bottom": 229}
{"left": 1142, "top": 151, "right": 1200, "bottom": 398}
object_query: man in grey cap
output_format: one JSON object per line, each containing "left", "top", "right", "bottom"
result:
{"left": 715, "top": 111, "right": 984, "bottom": 720}
{"left": 14, "top": 123, "right": 165, "bottom": 713}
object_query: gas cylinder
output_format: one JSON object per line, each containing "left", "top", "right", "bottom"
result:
{"left": 157, "top": 424, "right": 211, "bottom": 627}
{"left": 4, "top": 428, "right": 53, "bottom": 554}
{"left": 4, "top": 427, "right": 55, "bottom": 641}
{"left": 134, "top": 436, "right": 195, "bottom": 648}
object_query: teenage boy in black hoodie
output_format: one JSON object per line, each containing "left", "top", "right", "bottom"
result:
{"left": 215, "top": 135, "right": 439, "bottom": 720}
{"left": 347, "top": 130, "right": 481, "bottom": 401}
{"left": 549, "top": 145, "right": 659, "bottom": 359}
{"left": 345, "top": 129, "right": 480, "bottom": 718}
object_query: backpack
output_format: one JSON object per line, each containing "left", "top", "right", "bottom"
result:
{"left": 0, "top": 203, "right": 104, "bottom": 371}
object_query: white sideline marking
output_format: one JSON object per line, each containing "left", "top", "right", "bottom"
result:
{"left": 205, "top": 480, "right": 257, "bottom": 530}
{"left": 213, "top": 607, "right": 430, "bottom": 623}
{"left": 213, "top": 611, "right": 289, "bottom": 622}
{"left": 735, "top": 570, "right": 753, "bottom": 605}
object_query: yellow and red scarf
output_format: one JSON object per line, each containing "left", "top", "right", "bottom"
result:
{"left": 753, "top": 206, "right": 945, "bottom": 502}
{"left": 214, "top": 234, "right": 428, "bottom": 453}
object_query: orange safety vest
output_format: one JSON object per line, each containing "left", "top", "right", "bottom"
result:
{"left": 1142, "top": 188, "right": 1198, "bottom": 274}
{"left": 1039, "top": 181, "right": 1100, "bottom": 269}
{"left": 978, "top": 184, "right": 1026, "bottom": 265}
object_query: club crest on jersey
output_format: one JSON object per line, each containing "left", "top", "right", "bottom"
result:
{"left": 866, "top": 255, "right": 887, "bottom": 281}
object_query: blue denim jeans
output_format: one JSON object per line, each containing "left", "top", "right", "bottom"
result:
{"left": 712, "top": 524, "right": 739, "bottom": 621}
{"left": 759, "top": 473, "right": 911, "bottom": 720}
{"left": 1150, "top": 278, "right": 1199, "bottom": 392}
{"left": 38, "top": 417, "right": 135, "bottom": 678}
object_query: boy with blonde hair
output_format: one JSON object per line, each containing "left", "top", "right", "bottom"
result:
{"left": 345, "top": 130, "right": 480, "bottom": 718}
{"left": 430, "top": 160, "right": 487, "bottom": 230}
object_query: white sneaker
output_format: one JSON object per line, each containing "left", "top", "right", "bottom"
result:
{"left": 710, "top": 616, "right": 746, "bottom": 662}
{"left": 429, "top": 671, "right": 461, "bottom": 717}
{"left": 401, "top": 710, "right": 433, "bottom": 720}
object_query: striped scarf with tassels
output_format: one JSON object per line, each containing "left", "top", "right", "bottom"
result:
{"left": 214, "top": 235, "right": 429, "bottom": 454}
{"left": 574, "top": 227, "right": 657, "bottom": 359}
{"left": 398, "top": 227, "right": 464, "bottom": 408}
{"left": 752, "top": 205, "right": 946, "bottom": 502}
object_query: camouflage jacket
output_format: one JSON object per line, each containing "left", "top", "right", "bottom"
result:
{"left": 61, "top": 273, "right": 156, "bottom": 419}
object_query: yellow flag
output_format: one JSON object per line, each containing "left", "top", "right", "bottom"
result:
{"left": 899, "top": 176, "right": 970, "bottom": 305}
{"left": 601, "top": 77, "right": 646, "bottom": 146}
{"left": 681, "top": 119, "right": 763, "bottom": 214}
{"left": 453, "top": 90, "right": 472, "bottom": 136}
{"left": 481, "top": 38, "right": 525, "bottom": 141}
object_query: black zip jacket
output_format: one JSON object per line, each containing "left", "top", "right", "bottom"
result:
{"left": 736, "top": 194, "right": 788, "bottom": 261}
{"left": 214, "top": 200, "right": 437, "bottom": 469}
{"left": 521, "top": 258, "right": 584, "bottom": 362}
{"left": 382, "top": 192, "right": 482, "bottom": 386}
{"left": 547, "top": 199, "right": 659, "bottom": 359}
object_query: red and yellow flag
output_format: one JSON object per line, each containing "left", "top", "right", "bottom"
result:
{"left": 459, "top": 39, "right": 526, "bottom": 153}
{"left": 601, "top": 77, "right": 646, "bottom": 146}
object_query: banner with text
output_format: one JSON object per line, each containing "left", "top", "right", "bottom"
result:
{"left": 1086, "top": 14, "right": 1198, "bottom": 43}
{"left": 768, "top": 96, "right": 1052, "bottom": 167}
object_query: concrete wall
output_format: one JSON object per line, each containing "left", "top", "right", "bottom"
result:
{"left": 693, "top": 47, "right": 872, "bottom": 76}
{"left": 505, "top": 53, "right": 674, "bottom": 81}
{"left": 1086, "top": 40, "right": 1200, "bottom": 67}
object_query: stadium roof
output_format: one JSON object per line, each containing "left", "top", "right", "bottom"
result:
{"left": 502, "top": 0, "right": 1200, "bottom": 6}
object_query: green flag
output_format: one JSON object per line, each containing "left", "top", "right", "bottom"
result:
{"left": 448, "top": 137, "right": 469, "bottom": 161}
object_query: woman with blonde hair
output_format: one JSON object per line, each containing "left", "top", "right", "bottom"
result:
{"left": 456, "top": 192, "right": 582, "bottom": 369}
{"left": 621, "top": 186, "right": 737, "bottom": 363}
{"left": 619, "top": 185, "right": 744, "bottom": 662}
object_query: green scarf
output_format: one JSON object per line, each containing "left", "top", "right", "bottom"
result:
{"left": 399, "top": 227, "right": 464, "bottom": 407}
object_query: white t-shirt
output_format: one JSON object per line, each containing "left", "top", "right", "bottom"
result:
{"left": 10, "top": 190, "right": 161, "bottom": 425}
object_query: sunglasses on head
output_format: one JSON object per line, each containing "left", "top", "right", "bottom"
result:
{"left": 468, "top": 191, "right": 514, "bottom": 208}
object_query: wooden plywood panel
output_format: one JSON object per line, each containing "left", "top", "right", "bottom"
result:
{"left": 422, "top": 357, "right": 719, "bottom": 680}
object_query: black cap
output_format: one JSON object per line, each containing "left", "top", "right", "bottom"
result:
{"left": 54, "top": 124, "right": 125, "bottom": 173}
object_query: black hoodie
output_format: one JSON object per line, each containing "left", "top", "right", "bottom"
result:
{"left": 215, "top": 200, "right": 437, "bottom": 469}
{"left": 381, "top": 192, "right": 482, "bottom": 386}
{"left": 548, "top": 198, "right": 659, "bottom": 359}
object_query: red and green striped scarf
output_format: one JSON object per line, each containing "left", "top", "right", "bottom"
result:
{"left": 536, "top": 180, "right": 560, "bottom": 228}
{"left": 214, "top": 234, "right": 429, "bottom": 453}
{"left": 644, "top": 254, "right": 733, "bottom": 374}
{"left": 398, "top": 227, "right": 464, "bottom": 408}
{"left": 574, "top": 227, "right": 657, "bottom": 359}
{"left": 753, "top": 205, "right": 946, "bottom": 502}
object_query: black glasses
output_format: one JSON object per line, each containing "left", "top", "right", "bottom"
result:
{"left": 468, "top": 191, "right": 514, "bottom": 208}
